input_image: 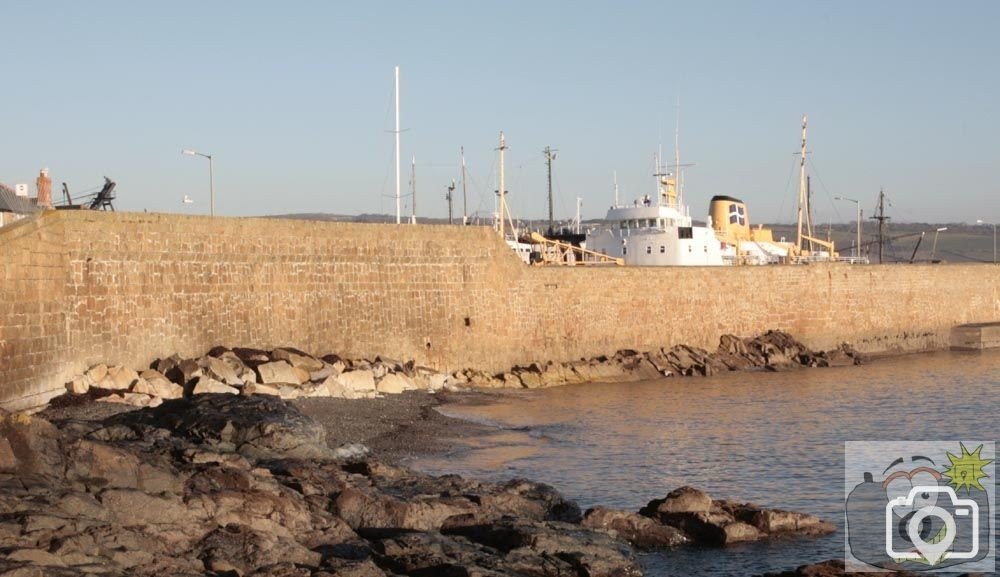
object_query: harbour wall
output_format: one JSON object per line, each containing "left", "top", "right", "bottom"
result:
{"left": 1, "top": 210, "right": 997, "bottom": 410}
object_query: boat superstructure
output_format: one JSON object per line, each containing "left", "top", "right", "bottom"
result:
{"left": 585, "top": 167, "right": 726, "bottom": 266}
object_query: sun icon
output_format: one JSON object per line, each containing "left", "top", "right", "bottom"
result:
{"left": 943, "top": 442, "right": 993, "bottom": 493}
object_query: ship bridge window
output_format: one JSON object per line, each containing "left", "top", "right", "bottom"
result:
{"left": 678, "top": 226, "right": 693, "bottom": 240}
{"left": 660, "top": 245, "right": 665, "bottom": 253}
{"left": 646, "top": 246, "right": 651, "bottom": 254}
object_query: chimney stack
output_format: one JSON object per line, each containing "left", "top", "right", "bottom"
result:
{"left": 36, "top": 168, "right": 52, "bottom": 209}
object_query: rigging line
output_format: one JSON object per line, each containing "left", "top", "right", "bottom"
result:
{"left": 805, "top": 157, "right": 844, "bottom": 221}
{"left": 776, "top": 155, "right": 797, "bottom": 224}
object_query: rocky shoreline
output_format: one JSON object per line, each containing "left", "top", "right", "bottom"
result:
{"left": 3, "top": 393, "right": 843, "bottom": 577}
{"left": 0, "top": 331, "right": 878, "bottom": 576}
{"left": 55, "top": 330, "right": 862, "bottom": 411}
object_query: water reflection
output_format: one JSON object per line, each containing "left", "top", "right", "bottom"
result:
{"left": 414, "top": 350, "right": 1000, "bottom": 576}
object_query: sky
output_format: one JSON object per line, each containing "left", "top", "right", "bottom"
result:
{"left": 2, "top": 1, "right": 998, "bottom": 224}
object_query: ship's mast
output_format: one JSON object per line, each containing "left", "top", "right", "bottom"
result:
{"left": 394, "top": 66, "right": 401, "bottom": 225}
{"left": 544, "top": 146, "right": 557, "bottom": 235}
{"left": 871, "top": 187, "right": 891, "bottom": 264}
{"left": 496, "top": 132, "right": 515, "bottom": 238}
{"left": 613, "top": 170, "right": 619, "bottom": 208}
{"left": 796, "top": 114, "right": 812, "bottom": 252}
{"left": 410, "top": 155, "right": 416, "bottom": 224}
{"left": 446, "top": 179, "right": 455, "bottom": 225}
{"left": 460, "top": 147, "right": 468, "bottom": 225}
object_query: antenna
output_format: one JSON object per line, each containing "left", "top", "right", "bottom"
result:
{"left": 544, "top": 146, "right": 558, "bottom": 235}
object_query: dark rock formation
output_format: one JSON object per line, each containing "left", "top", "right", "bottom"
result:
{"left": 639, "top": 486, "right": 835, "bottom": 546}
{"left": 0, "top": 397, "right": 635, "bottom": 577}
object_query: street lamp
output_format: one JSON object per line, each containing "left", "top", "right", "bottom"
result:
{"left": 182, "top": 149, "right": 214, "bottom": 216}
{"left": 930, "top": 227, "right": 947, "bottom": 262}
{"left": 834, "top": 196, "right": 862, "bottom": 260}
{"left": 975, "top": 219, "right": 997, "bottom": 264}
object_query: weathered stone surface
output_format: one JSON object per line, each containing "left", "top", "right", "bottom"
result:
{"left": 374, "top": 373, "right": 417, "bottom": 394}
{"left": 272, "top": 348, "right": 325, "bottom": 373}
{"left": 65, "top": 377, "right": 89, "bottom": 395}
{"left": 242, "top": 382, "right": 281, "bottom": 397}
{"left": 639, "top": 486, "right": 834, "bottom": 546}
{"left": 255, "top": 360, "right": 302, "bottom": 385}
{"left": 93, "top": 365, "right": 139, "bottom": 391}
{"left": 198, "top": 355, "right": 243, "bottom": 386}
{"left": 336, "top": 370, "right": 376, "bottom": 394}
{"left": 132, "top": 373, "right": 184, "bottom": 399}
{"left": 582, "top": 506, "right": 689, "bottom": 548}
{"left": 641, "top": 486, "right": 713, "bottom": 515}
{"left": 190, "top": 377, "right": 239, "bottom": 396}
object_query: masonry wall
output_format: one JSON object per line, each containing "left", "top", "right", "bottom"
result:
{"left": 1, "top": 210, "right": 997, "bottom": 410}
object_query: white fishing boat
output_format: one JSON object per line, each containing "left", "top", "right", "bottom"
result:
{"left": 585, "top": 168, "right": 726, "bottom": 266}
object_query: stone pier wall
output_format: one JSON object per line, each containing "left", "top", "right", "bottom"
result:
{"left": 1, "top": 210, "right": 997, "bottom": 410}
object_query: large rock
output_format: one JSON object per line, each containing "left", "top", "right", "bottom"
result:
{"left": 133, "top": 371, "right": 184, "bottom": 399}
{"left": 191, "top": 376, "right": 239, "bottom": 396}
{"left": 641, "top": 486, "right": 713, "bottom": 515}
{"left": 639, "top": 487, "right": 833, "bottom": 546}
{"left": 272, "top": 348, "right": 325, "bottom": 373}
{"left": 105, "top": 394, "right": 333, "bottom": 460}
{"left": 199, "top": 356, "right": 243, "bottom": 386}
{"left": 93, "top": 365, "right": 140, "bottom": 391}
{"left": 375, "top": 373, "right": 418, "bottom": 394}
{"left": 336, "top": 370, "right": 377, "bottom": 394}
{"left": 256, "top": 360, "right": 303, "bottom": 385}
{"left": 582, "top": 506, "right": 689, "bottom": 548}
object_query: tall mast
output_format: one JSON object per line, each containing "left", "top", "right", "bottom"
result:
{"left": 544, "top": 146, "right": 556, "bottom": 235}
{"left": 871, "top": 188, "right": 891, "bottom": 264}
{"left": 674, "top": 99, "right": 682, "bottom": 206}
{"left": 446, "top": 179, "right": 455, "bottom": 224}
{"left": 410, "top": 155, "right": 416, "bottom": 224}
{"left": 394, "top": 66, "right": 401, "bottom": 224}
{"left": 796, "top": 114, "right": 807, "bottom": 252}
{"left": 613, "top": 170, "right": 619, "bottom": 208}
{"left": 460, "top": 146, "right": 468, "bottom": 225}
{"left": 497, "top": 132, "right": 508, "bottom": 236}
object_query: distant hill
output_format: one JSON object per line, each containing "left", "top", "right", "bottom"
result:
{"left": 268, "top": 213, "right": 997, "bottom": 264}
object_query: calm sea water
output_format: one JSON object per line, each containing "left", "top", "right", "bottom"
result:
{"left": 410, "top": 350, "right": 1000, "bottom": 576}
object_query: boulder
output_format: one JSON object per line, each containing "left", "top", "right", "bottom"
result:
{"left": 94, "top": 365, "right": 140, "bottom": 391}
{"left": 242, "top": 383, "right": 281, "bottom": 397}
{"left": 374, "top": 373, "right": 418, "bottom": 394}
{"left": 199, "top": 355, "right": 243, "bottom": 386}
{"left": 256, "top": 360, "right": 304, "bottom": 385}
{"left": 105, "top": 394, "right": 334, "bottom": 460}
{"left": 336, "top": 370, "right": 377, "bottom": 394}
{"left": 582, "top": 506, "right": 690, "bottom": 548}
{"left": 85, "top": 363, "right": 109, "bottom": 385}
{"left": 272, "top": 348, "right": 325, "bottom": 373}
{"left": 191, "top": 377, "right": 239, "bottom": 396}
{"left": 640, "top": 486, "right": 713, "bottom": 515}
{"left": 133, "top": 372, "right": 184, "bottom": 399}
{"left": 65, "top": 376, "right": 89, "bottom": 395}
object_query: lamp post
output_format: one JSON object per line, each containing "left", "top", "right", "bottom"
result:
{"left": 976, "top": 219, "right": 997, "bottom": 264}
{"left": 930, "top": 227, "right": 947, "bottom": 262}
{"left": 182, "top": 149, "right": 214, "bottom": 216}
{"left": 834, "top": 196, "right": 861, "bottom": 259}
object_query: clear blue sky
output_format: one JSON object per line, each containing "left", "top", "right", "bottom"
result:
{"left": 3, "top": 1, "right": 997, "bottom": 224}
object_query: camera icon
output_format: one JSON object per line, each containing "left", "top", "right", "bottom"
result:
{"left": 885, "top": 485, "right": 979, "bottom": 565}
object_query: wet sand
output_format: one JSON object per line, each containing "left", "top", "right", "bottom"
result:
{"left": 40, "top": 389, "right": 504, "bottom": 465}
{"left": 293, "top": 390, "right": 504, "bottom": 463}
